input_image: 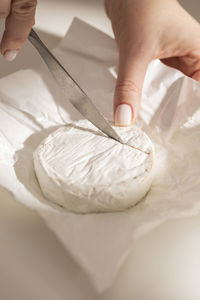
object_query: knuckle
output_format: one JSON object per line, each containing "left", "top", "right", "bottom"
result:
{"left": 12, "top": 36, "right": 27, "bottom": 44}
{"left": 115, "top": 80, "right": 141, "bottom": 97}
{"left": 12, "top": 0, "right": 37, "bottom": 19}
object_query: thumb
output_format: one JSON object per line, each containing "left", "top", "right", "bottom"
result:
{"left": 0, "top": 0, "right": 37, "bottom": 61}
{"left": 114, "top": 50, "right": 149, "bottom": 126}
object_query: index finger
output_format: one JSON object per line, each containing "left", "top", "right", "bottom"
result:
{"left": 0, "top": 0, "right": 37, "bottom": 60}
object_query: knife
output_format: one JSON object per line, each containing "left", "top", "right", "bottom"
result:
{"left": 28, "top": 29, "right": 123, "bottom": 144}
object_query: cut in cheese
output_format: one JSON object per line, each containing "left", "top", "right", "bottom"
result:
{"left": 33, "top": 120, "right": 155, "bottom": 213}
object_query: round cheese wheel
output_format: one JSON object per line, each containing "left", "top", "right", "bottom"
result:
{"left": 33, "top": 120, "right": 155, "bottom": 213}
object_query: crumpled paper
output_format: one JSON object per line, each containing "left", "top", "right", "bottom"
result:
{"left": 1, "top": 18, "right": 200, "bottom": 292}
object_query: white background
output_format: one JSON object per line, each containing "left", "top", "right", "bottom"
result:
{"left": 0, "top": 1, "right": 200, "bottom": 299}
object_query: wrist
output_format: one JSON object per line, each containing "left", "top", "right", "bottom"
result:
{"left": 105, "top": 0, "right": 178, "bottom": 17}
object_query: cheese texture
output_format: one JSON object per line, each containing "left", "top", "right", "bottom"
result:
{"left": 33, "top": 120, "right": 155, "bottom": 213}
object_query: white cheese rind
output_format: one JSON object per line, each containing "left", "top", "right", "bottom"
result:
{"left": 33, "top": 120, "right": 155, "bottom": 213}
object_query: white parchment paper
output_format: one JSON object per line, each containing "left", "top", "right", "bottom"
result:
{"left": 1, "top": 18, "right": 200, "bottom": 292}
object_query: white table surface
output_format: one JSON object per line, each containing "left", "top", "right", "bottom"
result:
{"left": 1, "top": 1, "right": 200, "bottom": 299}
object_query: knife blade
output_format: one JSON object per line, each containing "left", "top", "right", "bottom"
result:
{"left": 28, "top": 29, "right": 123, "bottom": 144}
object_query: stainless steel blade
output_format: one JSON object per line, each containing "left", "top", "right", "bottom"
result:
{"left": 28, "top": 29, "right": 123, "bottom": 144}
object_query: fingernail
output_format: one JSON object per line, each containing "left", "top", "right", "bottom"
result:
{"left": 115, "top": 104, "right": 133, "bottom": 126}
{"left": 4, "top": 50, "right": 19, "bottom": 62}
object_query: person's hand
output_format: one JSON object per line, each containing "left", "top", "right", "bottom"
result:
{"left": 105, "top": 0, "right": 200, "bottom": 126}
{"left": 0, "top": 0, "right": 37, "bottom": 61}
